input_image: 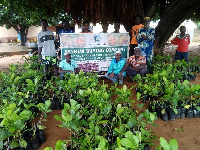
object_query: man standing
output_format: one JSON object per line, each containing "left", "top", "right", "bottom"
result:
{"left": 58, "top": 19, "right": 74, "bottom": 35}
{"left": 56, "top": 19, "right": 74, "bottom": 58}
{"left": 171, "top": 26, "right": 190, "bottom": 62}
{"left": 129, "top": 16, "right": 144, "bottom": 56}
{"left": 37, "top": 19, "right": 58, "bottom": 77}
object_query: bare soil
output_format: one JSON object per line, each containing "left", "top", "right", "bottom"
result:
{"left": 0, "top": 43, "right": 200, "bottom": 150}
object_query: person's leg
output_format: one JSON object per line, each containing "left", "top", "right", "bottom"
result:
{"left": 105, "top": 73, "right": 118, "bottom": 83}
{"left": 182, "top": 52, "right": 189, "bottom": 63}
{"left": 126, "top": 67, "right": 138, "bottom": 81}
{"left": 140, "top": 67, "right": 148, "bottom": 77}
{"left": 60, "top": 72, "right": 65, "bottom": 79}
{"left": 118, "top": 72, "right": 126, "bottom": 84}
{"left": 52, "top": 65, "right": 59, "bottom": 76}
{"left": 174, "top": 50, "right": 181, "bottom": 61}
{"left": 51, "top": 56, "right": 59, "bottom": 76}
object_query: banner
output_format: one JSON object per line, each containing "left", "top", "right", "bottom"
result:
{"left": 60, "top": 33, "right": 129, "bottom": 72}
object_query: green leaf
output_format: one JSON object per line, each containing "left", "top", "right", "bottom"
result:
{"left": 54, "top": 115, "right": 64, "bottom": 122}
{"left": 120, "top": 138, "right": 135, "bottom": 148}
{"left": 173, "top": 108, "right": 178, "bottom": 114}
{"left": 89, "top": 122, "right": 94, "bottom": 130}
{"left": 184, "top": 105, "right": 190, "bottom": 109}
{"left": 117, "top": 137, "right": 121, "bottom": 147}
{"left": 0, "top": 140, "right": 3, "bottom": 150}
{"left": 160, "top": 137, "right": 170, "bottom": 150}
{"left": 123, "top": 85, "right": 127, "bottom": 93}
{"left": 45, "top": 100, "right": 51, "bottom": 110}
{"left": 8, "top": 103, "right": 16, "bottom": 111}
{"left": 136, "top": 92, "right": 141, "bottom": 100}
{"left": 98, "top": 120, "right": 109, "bottom": 124}
{"left": 44, "top": 147, "right": 53, "bottom": 150}
{"left": 161, "top": 109, "right": 166, "bottom": 115}
{"left": 19, "top": 139, "right": 27, "bottom": 148}
{"left": 150, "top": 113, "right": 155, "bottom": 121}
{"left": 64, "top": 103, "right": 70, "bottom": 110}
{"left": 169, "top": 138, "right": 178, "bottom": 150}
{"left": 137, "top": 103, "right": 144, "bottom": 109}
{"left": 95, "top": 126, "right": 99, "bottom": 134}
{"left": 55, "top": 140, "right": 66, "bottom": 150}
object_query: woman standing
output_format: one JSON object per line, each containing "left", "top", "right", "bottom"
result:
{"left": 80, "top": 20, "right": 93, "bottom": 33}
{"left": 137, "top": 17, "right": 155, "bottom": 72}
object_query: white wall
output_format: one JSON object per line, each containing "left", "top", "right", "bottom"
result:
{"left": 0, "top": 25, "right": 41, "bottom": 38}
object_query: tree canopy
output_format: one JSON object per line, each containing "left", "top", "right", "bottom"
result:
{"left": 0, "top": 0, "right": 200, "bottom": 52}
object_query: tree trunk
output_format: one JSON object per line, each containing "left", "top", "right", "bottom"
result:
{"left": 20, "top": 26, "right": 29, "bottom": 46}
{"left": 154, "top": 0, "right": 200, "bottom": 55}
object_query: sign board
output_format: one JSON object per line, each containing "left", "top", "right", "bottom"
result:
{"left": 60, "top": 33, "right": 129, "bottom": 73}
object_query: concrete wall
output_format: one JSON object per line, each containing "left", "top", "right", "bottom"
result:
{"left": 0, "top": 25, "right": 56, "bottom": 40}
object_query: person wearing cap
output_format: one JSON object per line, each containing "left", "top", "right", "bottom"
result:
{"left": 105, "top": 51, "right": 126, "bottom": 84}
{"left": 119, "top": 47, "right": 147, "bottom": 81}
{"left": 113, "top": 23, "right": 120, "bottom": 33}
{"left": 58, "top": 52, "right": 79, "bottom": 79}
{"left": 137, "top": 17, "right": 155, "bottom": 72}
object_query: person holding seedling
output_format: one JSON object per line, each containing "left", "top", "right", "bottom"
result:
{"left": 58, "top": 52, "right": 79, "bottom": 79}
{"left": 105, "top": 51, "right": 126, "bottom": 84}
{"left": 171, "top": 26, "right": 190, "bottom": 62}
{"left": 37, "top": 19, "right": 59, "bottom": 78}
{"left": 119, "top": 47, "right": 147, "bottom": 82}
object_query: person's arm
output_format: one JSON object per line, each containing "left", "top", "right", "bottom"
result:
{"left": 107, "top": 60, "right": 114, "bottom": 74}
{"left": 137, "top": 28, "right": 144, "bottom": 43}
{"left": 187, "top": 34, "right": 190, "bottom": 45}
{"left": 118, "top": 61, "right": 130, "bottom": 79}
{"left": 130, "top": 63, "right": 146, "bottom": 70}
{"left": 58, "top": 67, "right": 72, "bottom": 73}
{"left": 171, "top": 36, "right": 178, "bottom": 45}
{"left": 38, "top": 47, "right": 42, "bottom": 62}
{"left": 37, "top": 33, "right": 42, "bottom": 62}
{"left": 73, "top": 60, "right": 79, "bottom": 74}
{"left": 113, "top": 59, "right": 126, "bottom": 75}
{"left": 146, "top": 28, "right": 155, "bottom": 42}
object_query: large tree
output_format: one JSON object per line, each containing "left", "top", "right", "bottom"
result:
{"left": 59, "top": 0, "right": 200, "bottom": 54}
{"left": 1, "top": 0, "right": 200, "bottom": 53}
{"left": 0, "top": 0, "right": 65, "bottom": 46}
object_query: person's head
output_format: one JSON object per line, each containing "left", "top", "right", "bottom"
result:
{"left": 180, "top": 26, "right": 186, "bottom": 34}
{"left": 115, "top": 51, "right": 121, "bottom": 61}
{"left": 134, "top": 15, "right": 141, "bottom": 25}
{"left": 144, "top": 17, "right": 150, "bottom": 28}
{"left": 64, "top": 52, "right": 71, "bottom": 61}
{"left": 62, "top": 19, "right": 69, "bottom": 30}
{"left": 83, "top": 20, "right": 90, "bottom": 31}
{"left": 41, "top": 19, "right": 48, "bottom": 28}
{"left": 134, "top": 47, "right": 141, "bottom": 57}
{"left": 114, "top": 23, "right": 120, "bottom": 33}
{"left": 102, "top": 23, "right": 108, "bottom": 33}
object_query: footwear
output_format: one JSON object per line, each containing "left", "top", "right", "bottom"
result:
{"left": 119, "top": 81, "right": 123, "bottom": 85}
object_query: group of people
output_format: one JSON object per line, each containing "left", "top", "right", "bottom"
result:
{"left": 37, "top": 16, "right": 190, "bottom": 83}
